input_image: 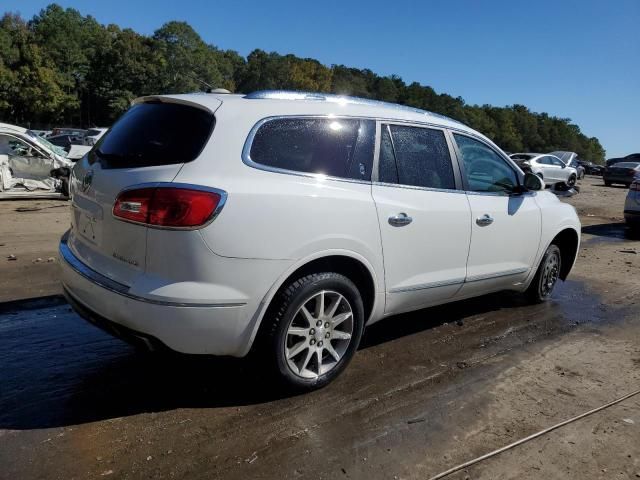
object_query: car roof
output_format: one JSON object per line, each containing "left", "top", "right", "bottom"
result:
{"left": 0, "top": 122, "right": 28, "bottom": 134}
{"left": 511, "top": 152, "right": 544, "bottom": 157}
{"left": 134, "top": 90, "right": 490, "bottom": 141}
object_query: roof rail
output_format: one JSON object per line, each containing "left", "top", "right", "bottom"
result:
{"left": 244, "top": 90, "right": 464, "bottom": 125}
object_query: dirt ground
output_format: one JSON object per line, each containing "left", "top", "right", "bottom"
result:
{"left": 0, "top": 176, "right": 639, "bottom": 480}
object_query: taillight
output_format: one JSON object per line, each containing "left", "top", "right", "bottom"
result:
{"left": 113, "top": 187, "right": 224, "bottom": 228}
{"left": 631, "top": 182, "right": 640, "bottom": 191}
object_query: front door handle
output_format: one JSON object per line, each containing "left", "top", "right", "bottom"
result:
{"left": 476, "top": 214, "right": 494, "bottom": 226}
{"left": 388, "top": 213, "right": 413, "bottom": 227}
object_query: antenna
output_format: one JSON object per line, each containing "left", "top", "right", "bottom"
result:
{"left": 174, "top": 72, "right": 215, "bottom": 93}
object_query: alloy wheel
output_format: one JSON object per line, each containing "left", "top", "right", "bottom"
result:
{"left": 284, "top": 290, "right": 354, "bottom": 379}
{"left": 541, "top": 252, "right": 560, "bottom": 297}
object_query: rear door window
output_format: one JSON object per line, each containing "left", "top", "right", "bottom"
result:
{"left": 91, "top": 102, "right": 215, "bottom": 169}
{"left": 380, "top": 124, "right": 455, "bottom": 190}
{"left": 248, "top": 118, "right": 375, "bottom": 181}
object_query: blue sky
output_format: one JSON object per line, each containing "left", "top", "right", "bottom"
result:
{"left": 6, "top": 0, "right": 639, "bottom": 158}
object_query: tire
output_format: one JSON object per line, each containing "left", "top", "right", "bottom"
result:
{"left": 526, "top": 244, "right": 562, "bottom": 304}
{"left": 259, "top": 272, "right": 365, "bottom": 391}
{"left": 604, "top": 181, "right": 612, "bottom": 186}
{"left": 566, "top": 174, "right": 577, "bottom": 188}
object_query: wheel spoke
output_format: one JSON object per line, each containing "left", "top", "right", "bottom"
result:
{"left": 315, "top": 349, "right": 323, "bottom": 375}
{"left": 325, "top": 343, "right": 341, "bottom": 362}
{"left": 287, "top": 327, "right": 308, "bottom": 337}
{"left": 287, "top": 341, "right": 307, "bottom": 359}
{"left": 300, "top": 348, "right": 314, "bottom": 373}
{"left": 332, "top": 330, "right": 351, "bottom": 340}
{"left": 300, "top": 305, "right": 315, "bottom": 325}
{"left": 326, "top": 294, "right": 343, "bottom": 319}
{"left": 315, "top": 291, "right": 325, "bottom": 318}
{"left": 331, "top": 311, "right": 352, "bottom": 327}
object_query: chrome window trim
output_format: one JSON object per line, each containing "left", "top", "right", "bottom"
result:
{"left": 372, "top": 180, "right": 466, "bottom": 195}
{"left": 241, "top": 115, "right": 375, "bottom": 185}
{"left": 60, "top": 233, "right": 245, "bottom": 308}
{"left": 240, "top": 113, "right": 519, "bottom": 192}
{"left": 111, "top": 182, "right": 228, "bottom": 230}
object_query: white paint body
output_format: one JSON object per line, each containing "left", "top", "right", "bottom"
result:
{"left": 60, "top": 93, "right": 581, "bottom": 357}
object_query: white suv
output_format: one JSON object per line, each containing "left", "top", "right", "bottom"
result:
{"left": 60, "top": 91, "right": 581, "bottom": 389}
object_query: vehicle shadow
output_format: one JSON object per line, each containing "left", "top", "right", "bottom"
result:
{"left": 0, "top": 287, "right": 571, "bottom": 431}
{"left": 582, "top": 222, "right": 640, "bottom": 241}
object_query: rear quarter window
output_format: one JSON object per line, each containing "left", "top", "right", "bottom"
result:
{"left": 247, "top": 117, "right": 375, "bottom": 181}
{"left": 91, "top": 102, "right": 214, "bottom": 169}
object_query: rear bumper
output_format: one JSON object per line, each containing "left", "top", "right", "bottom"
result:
{"left": 604, "top": 175, "right": 633, "bottom": 185}
{"left": 59, "top": 235, "right": 253, "bottom": 356}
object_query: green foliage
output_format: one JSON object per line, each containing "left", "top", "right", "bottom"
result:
{"left": 0, "top": 4, "right": 605, "bottom": 162}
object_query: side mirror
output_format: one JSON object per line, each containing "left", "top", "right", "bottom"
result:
{"left": 523, "top": 172, "right": 544, "bottom": 191}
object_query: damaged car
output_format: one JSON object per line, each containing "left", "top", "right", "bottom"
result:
{"left": 0, "top": 122, "right": 91, "bottom": 199}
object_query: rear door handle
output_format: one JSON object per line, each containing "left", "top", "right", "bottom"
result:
{"left": 476, "top": 214, "right": 494, "bottom": 226}
{"left": 388, "top": 213, "right": 413, "bottom": 227}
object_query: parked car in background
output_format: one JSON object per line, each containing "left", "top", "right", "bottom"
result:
{"left": 603, "top": 161, "right": 640, "bottom": 187}
{"left": 47, "top": 134, "right": 86, "bottom": 152}
{"left": 548, "top": 151, "right": 586, "bottom": 179}
{"left": 568, "top": 159, "right": 585, "bottom": 179}
{"left": 29, "top": 130, "right": 52, "bottom": 138}
{"left": 51, "top": 127, "right": 88, "bottom": 139}
{"left": 578, "top": 160, "right": 604, "bottom": 175}
{"left": 508, "top": 153, "right": 538, "bottom": 175}
{"left": 84, "top": 127, "right": 109, "bottom": 146}
{"left": 60, "top": 90, "right": 581, "bottom": 390}
{"left": 0, "top": 122, "right": 89, "bottom": 198}
{"left": 607, "top": 154, "right": 640, "bottom": 167}
{"left": 509, "top": 153, "right": 578, "bottom": 187}
{"left": 625, "top": 177, "right": 640, "bottom": 231}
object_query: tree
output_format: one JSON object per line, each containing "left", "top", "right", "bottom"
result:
{"left": 0, "top": 4, "right": 606, "bottom": 162}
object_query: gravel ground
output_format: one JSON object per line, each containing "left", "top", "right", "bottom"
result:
{"left": 0, "top": 175, "right": 639, "bottom": 479}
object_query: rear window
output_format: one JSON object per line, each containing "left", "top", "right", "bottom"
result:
{"left": 91, "top": 102, "right": 214, "bottom": 168}
{"left": 613, "top": 162, "right": 640, "bottom": 168}
{"left": 248, "top": 117, "right": 375, "bottom": 181}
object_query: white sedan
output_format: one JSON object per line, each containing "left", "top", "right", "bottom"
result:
{"left": 509, "top": 153, "right": 578, "bottom": 187}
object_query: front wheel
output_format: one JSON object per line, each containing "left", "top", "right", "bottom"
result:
{"left": 260, "top": 272, "right": 365, "bottom": 391}
{"left": 526, "top": 244, "right": 562, "bottom": 303}
{"left": 566, "top": 174, "right": 577, "bottom": 187}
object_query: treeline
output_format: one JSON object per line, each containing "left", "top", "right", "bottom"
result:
{"left": 0, "top": 4, "right": 605, "bottom": 162}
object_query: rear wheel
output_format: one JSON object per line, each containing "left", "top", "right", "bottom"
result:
{"left": 604, "top": 180, "right": 612, "bottom": 186}
{"left": 260, "top": 272, "right": 364, "bottom": 391}
{"left": 526, "top": 244, "right": 562, "bottom": 303}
